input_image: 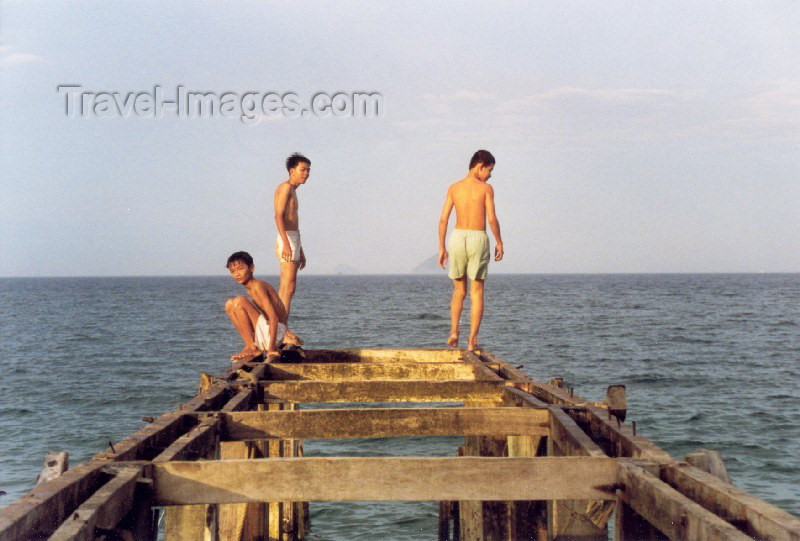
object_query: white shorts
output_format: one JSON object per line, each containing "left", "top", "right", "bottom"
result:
{"left": 254, "top": 314, "right": 286, "bottom": 352}
{"left": 275, "top": 231, "right": 302, "bottom": 263}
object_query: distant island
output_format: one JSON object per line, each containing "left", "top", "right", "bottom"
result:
{"left": 412, "top": 254, "right": 442, "bottom": 274}
{"left": 323, "top": 256, "right": 443, "bottom": 274}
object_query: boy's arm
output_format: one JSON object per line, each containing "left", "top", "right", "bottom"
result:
{"left": 274, "top": 183, "right": 293, "bottom": 262}
{"left": 250, "top": 283, "right": 281, "bottom": 355}
{"left": 437, "top": 188, "right": 454, "bottom": 268}
{"left": 485, "top": 185, "right": 504, "bottom": 261}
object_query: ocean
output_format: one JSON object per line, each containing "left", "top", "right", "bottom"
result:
{"left": 0, "top": 274, "right": 798, "bottom": 539}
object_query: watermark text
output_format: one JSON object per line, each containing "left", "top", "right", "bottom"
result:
{"left": 56, "top": 85, "right": 383, "bottom": 123}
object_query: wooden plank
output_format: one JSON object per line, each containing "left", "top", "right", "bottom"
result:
{"left": 48, "top": 466, "right": 142, "bottom": 541}
{"left": 220, "top": 389, "right": 255, "bottom": 413}
{"left": 229, "top": 357, "right": 261, "bottom": 375}
{"left": 662, "top": 462, "right": 800, "bottom": 541}
{"left": 500, "top": 373, "right": 662, "bottom": 462}
{"left": 160, "top": 416, "right": 218, "bottom": 541}
{"left": 279, "top": 441, "right": 298, "bottom": 541}
{"left": 604, "top": 384, "right": 628, "bottom": 422}
{"left": 520, "top": 381, "right": 674, "bottom": 462}
{"left": 164, "top": 505, "right": 215, "bottom": 541}
{"left": 438, "top": 500, "right": 452, "bottom": 541}
{"left": 507, "top": 435, "right": 547, "bottom": 541}
{"left": 684, "top": 449, "right": 731, "bottom": 483}
{"left": 92, "top": 412, "right": 193, "bottom": 462}
{"left": 548, "top": 408, "right": 609, "bottom": 540}
{"left": 248, "top": 362, "right": 269, "bottom": 382}
{"left": 504, "top": 388, "right": 614, "bottom": 539}
{"left": 296, "top": 443, "right": 308, "bottom": 540}
{"left": 153, "top": 417, "right": 219, "bottom": 463}
{"left": 300, "top": 349, "right": 464, "bottom": 363}
{"left": 218, "top": 441, "right": 267, "bottom": 541}
{"left": 474, "top": 351, "right": 537, "bottom": 384}
{"left": 199, "top": 372, "right": 215, "bottom": 392}
{"left": 459, "top": 352, "right": 508, "bottom": 383}
{"left": 459, "top": 350, "right": 483, "bottom": 365}
{"left": 614, "top": 499, "right": 667, "bottom": 541}
{"left": 617, "top": 461, "right": 753, "bottom": 540}
{"left": 152, "top": 457, "right": 619, "bottom": 504}
{"left": 261, "top": 380, "right": 505, "bottom": 403}
{"left": 571, "top": 405, "right": 673, "bottom": 462}
{"left": 459, "top": 430, "right": 510, "bottom": 541}
{"left": 180, "top": 381, "right": 233, "bottom": 412}
{"left": 551, "top": 405, "right": 615, "bottom": 532}
{"left": 113, "top": 479, "right": 158, "bottom": 541}
{"left": 502, "top": 387, "right": 549, "bottom": 409}
{"left": 0, "top": 462, "right": 107, "bottom": 541}
{"left": 36, "top": 451, "right": 69, "bottom": 485}
{"left": 222, "top": 407, "right": 549, "bottom": 440}
{"left": 264, "top": 362, "right": 491, "bottom": 382}
{"left": 458, "top": 438, "right": 488, "bottom": 540}
{"left": 549, "top": 406, "right": 606, "bottom": 458}
{"left": 473, "top": 362, "right": 507, "bottom": 382}
{"left": 267, "top": 402, "right": 283, "bottom": 541}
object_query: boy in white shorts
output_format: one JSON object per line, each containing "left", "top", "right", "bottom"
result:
{"left": 224, "top": 251, "right": 290, "bottom": 362}
{"left": 274, "top": 153, "right": 309, "bottom": 345}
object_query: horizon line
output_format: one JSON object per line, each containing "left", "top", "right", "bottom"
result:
{"left": 1, "top": 271, "right": 798, "bottom": 279}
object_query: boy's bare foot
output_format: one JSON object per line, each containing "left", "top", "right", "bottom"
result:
{"left": 284, "top": 331, "right": 304, "bottom": 346}
{"left": 447, "top": 333, "right": 459, "bottom": 348}
{"left": 467, "top": 338, "right": 479, "bottom": 352}
{"left": 266, "top": 350, "right": 281, "bottom": 363}
{"left": 231, "top": 345, "right": 261, "bottom": 361}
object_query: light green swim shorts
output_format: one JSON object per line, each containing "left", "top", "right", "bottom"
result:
{"left": 448, "top": 229, "right": 490, "bottom": 280}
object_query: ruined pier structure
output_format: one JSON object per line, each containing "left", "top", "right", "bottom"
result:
{"left": 1, "top": 349, "right": 799, "bottom": 540}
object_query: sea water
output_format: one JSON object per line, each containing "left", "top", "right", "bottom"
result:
{"left": 0, "top": 274, "right": 798, "bottom": 539}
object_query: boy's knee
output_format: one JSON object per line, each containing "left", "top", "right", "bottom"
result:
{"left": 225, "top": 296, "right": 247, "bottom": 312}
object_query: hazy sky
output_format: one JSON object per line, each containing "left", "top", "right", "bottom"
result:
{"left": 2, "top": 1, "right": 799, "bottom": 276}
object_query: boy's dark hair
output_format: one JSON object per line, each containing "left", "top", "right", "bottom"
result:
{"left": 286, "top": 152, "right": 311, "bottom": 172}
{"left": 469, "top": 149, "right": 495, "bottom": 169}
{"left": 226, "top": 251, "right": 254, "bottom": 268}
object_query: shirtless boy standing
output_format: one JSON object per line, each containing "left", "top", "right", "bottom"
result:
{"left": 274, "top": 153, "right": 309, "bottom": 345}
{"left": 438, "top": 150, "right": 504, "bottom": 351}
{"left": 224, "top": 251, "right": 288, "bottom": 362}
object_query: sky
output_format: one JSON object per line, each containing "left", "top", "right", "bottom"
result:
{"left": 2, "top": 1, "right": 799, "bottom": 276}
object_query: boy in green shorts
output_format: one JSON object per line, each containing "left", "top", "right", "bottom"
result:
{"left": 437, "top": 150, "right": 504, "bottom": 351}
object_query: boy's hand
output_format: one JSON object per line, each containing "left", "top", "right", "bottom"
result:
{"left": 494, "top": 243, "right": 504, "bottom": 261}
{"left": 281, "top": 244, "right": 293, "bottom": 262}
{"left": 299, "top": 249, "right": 306, "bottom": 270}
{"left": 438, "top": 249, "right": 448, "bottom": 269}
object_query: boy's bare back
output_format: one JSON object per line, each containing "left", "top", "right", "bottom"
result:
{"left": 247, "top": 278, "right": 287, "bottom": 322}
{"left": 448, "top": 177, "right": 494, "bottom": 231}
{"left": 439, "top": 159, "right": 502, "bottom": 267}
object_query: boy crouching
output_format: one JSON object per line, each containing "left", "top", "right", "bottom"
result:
{"left": 225, "top": 251, "right": 290, "bottom": 362}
